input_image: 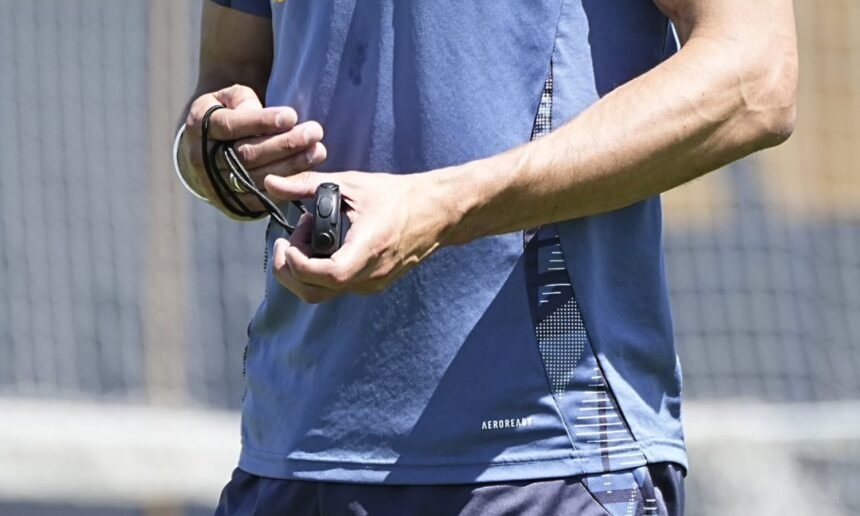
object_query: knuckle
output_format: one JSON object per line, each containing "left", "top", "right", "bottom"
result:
{"left": 328, "top": 269, "right": 350, "bottom": 288}
{"left": 186, "top": 103, "right": 205, "bottom": 129}
{"left": 283, "top": 259, "right": 303, "bottom": 278}
{"left": 236, "top": 144, "right": 256, "bottom": 165}
{"left": 272, "top": 258, "right": 289, "bottom": 276}
{"left": 185, "top": 111, "right": 200, "bottom": 129}
{"left": 217, "top": 114, "right": 235, "bottom": 139}
{"left": 280, "top": 134, "right": 299, "bottom": 152}
{"left": 221, "top": 84, "right": 258, "bottom": 106}
{"left": 222, "top": 84, "right": 242, "bottom": 97}
{"left": 237, "top": 84, "right": 259, "bottom": 101}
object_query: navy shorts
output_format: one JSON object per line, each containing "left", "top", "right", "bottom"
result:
{"left": 214, "top": 463, "right": 685, "bottom": 516}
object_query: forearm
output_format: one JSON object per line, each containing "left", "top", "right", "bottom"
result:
{"left": 436, "top": 6, "right": 797, "bottom": 246}
{"left": 196, "top": 1, "right": 273, "bottom": 99}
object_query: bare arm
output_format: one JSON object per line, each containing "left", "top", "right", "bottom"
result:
{"left": 436, "top": 0, "right": 798, "bottom": 243}
{"left": 195, "top": 0, "right": 274, "bottom": 100}
{"left": 264, "top": 0, "right": 798, "bottom": 302}
{"left": 177, "top": 1, "right": 327, "bottom": 218}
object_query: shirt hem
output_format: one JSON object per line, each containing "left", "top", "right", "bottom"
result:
{"left": 237, "top": 439, "right": 687, "bottom": 485}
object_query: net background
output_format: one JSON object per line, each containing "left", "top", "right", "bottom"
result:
{"left": 0, "top": 1, "right": 857, "bottom": 515}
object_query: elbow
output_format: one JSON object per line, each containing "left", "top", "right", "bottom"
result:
{"left": 745, "top": 49, "right": 799, "bottom": 150}
{"left": 756, "top": 83, "right": 797, "bottom": 149}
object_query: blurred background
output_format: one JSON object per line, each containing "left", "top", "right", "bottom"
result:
{"left": 0, "top": 1, "right": 857, "bottom": 515}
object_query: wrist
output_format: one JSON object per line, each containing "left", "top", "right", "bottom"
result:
{"left": 421, "top": 160, "right": 490, "bottom": 247}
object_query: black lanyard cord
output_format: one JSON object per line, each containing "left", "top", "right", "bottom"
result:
{"left": 200, "top": 104, "right": 307, "bottom": 233}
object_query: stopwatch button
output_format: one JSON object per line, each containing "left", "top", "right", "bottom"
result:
{"left": 318, "top": 196, "right": 333, "bottom": 218}
{"left": 317, "top": 231, "right": 334, "bottom": 251}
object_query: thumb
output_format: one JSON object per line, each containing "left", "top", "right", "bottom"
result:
{"left": 265, "top": 171, "right": 329, "bottom": 201}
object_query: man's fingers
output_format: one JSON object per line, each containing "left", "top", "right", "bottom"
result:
{"left": 186, "top": 84, "right": 300, "bottom": 140}
{"left": 187, "top": 96, "right": 297, "bottom": 141}
{"left": 249, "top": 143, "right": 328, "bottom": 181}
{"left": 284, "top": 232, "right": 369, "bottom": 290}
{"left": 206, "top": 106, "right": 297, "bottom": 141}
{"left": 235, "top": 122, "right": 325, "bottom": 169}
{"left": 278, "top": 272, "right": 336, "bottom": 304}
{"left": 276, "top": 218, "right": 357, "bottom": 294}
{"left": 272, "top": 238, "right": 337, "bottom": 304}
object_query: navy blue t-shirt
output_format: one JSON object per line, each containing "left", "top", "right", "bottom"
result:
{"left": 210, "top": 0, "right": 685, "bottom": 484}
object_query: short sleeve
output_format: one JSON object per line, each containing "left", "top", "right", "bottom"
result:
{"left": 208, "top": 0, "right": 272, "bottom": 19}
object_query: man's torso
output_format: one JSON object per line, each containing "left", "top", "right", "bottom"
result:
{"left": 227, "top": 0, "right": 685, "bottom": 484}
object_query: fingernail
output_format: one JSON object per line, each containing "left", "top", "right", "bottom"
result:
{"left": 276, "top": 111, "right": 293, "bottom": 129}
{"left": 302, "top": 124, "right": 315, "bottom": 141}
{"left": 303, "top": 146, "right": 318, "bottom": 163}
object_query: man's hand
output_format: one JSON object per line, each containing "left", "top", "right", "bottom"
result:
{"left": 264, "top": 171, "right": 452, "bottom": 303}
{"left": 178, "top": 84, "right": 327, "bottom": 218}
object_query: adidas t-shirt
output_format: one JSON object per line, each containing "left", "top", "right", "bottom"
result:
{"left": 211, "top": 0, "right": 685, "bottom": 484}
